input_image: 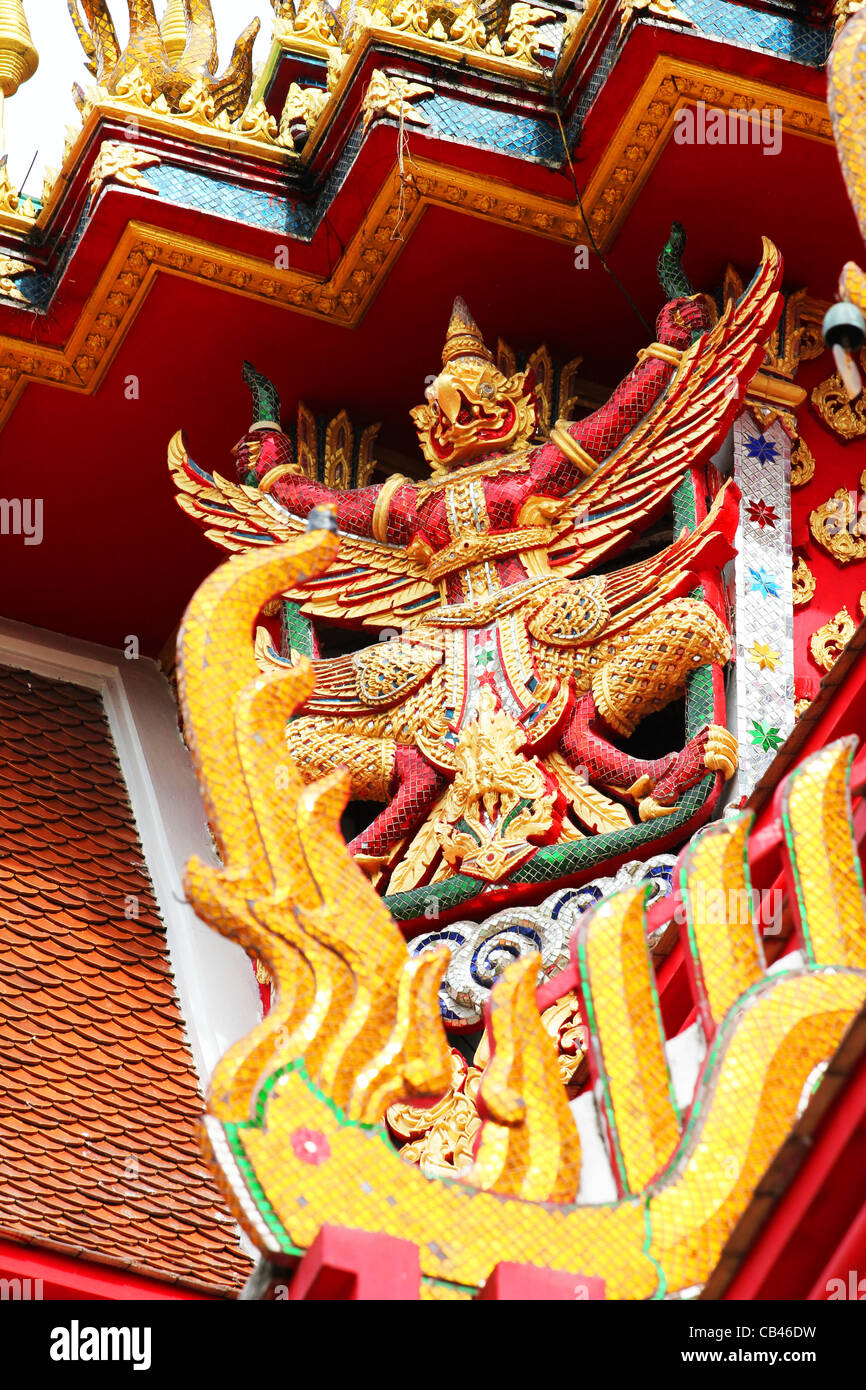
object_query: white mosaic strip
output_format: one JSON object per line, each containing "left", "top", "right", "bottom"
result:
{"left": 730, "top": 411, "right": 795, "bottom": 798}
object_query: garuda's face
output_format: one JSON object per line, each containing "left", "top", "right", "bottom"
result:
{"left": 411, "top": 358, "right": 538, "bottom": 470}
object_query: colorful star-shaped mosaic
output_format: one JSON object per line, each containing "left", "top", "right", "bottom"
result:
{"left": 748, "top": 566, "right": 780, "bottom": 599}
{"left": 745, "top": 432, "right": 779, "bottom": 466}
{"left": 746, "top": 498, "right": 779, "bottom": 530}
{"left": 748, "top": 641, "right": 780, "bottom": 672}
{"left": 475, "top": 648, "right": 495, "bottom": 668}
{"left": 749, "top": 719, "right": 784, "bottom": 752}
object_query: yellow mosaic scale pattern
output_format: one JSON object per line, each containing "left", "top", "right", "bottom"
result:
{"left": 680, "top": 815, "right": 766, "bottom": 1031}
{"left": 783, "top": 742, "right": 866, "bottom": 970}
{"left": 181, "top": 529, "right": 866, "bottom": 1299}
{"left": 576, "top": 887, "right": 681, "bottom": 1194}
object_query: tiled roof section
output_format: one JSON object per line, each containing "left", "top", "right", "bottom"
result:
{"left": 0, "top": 664, "right": 250, "bottom": 1296}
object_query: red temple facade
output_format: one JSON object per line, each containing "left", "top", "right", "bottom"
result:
{"left": 0, "top": 0, "right": 864, "bottom": 1302}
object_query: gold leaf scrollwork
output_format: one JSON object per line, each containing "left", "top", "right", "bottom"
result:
{"left": 811, "top": 352, "right": 866, "bottom": 439}
{"left": 433, "top": 686, "right": 557, "bottom": 881}
{"left": 809, "top": 606, "right": 856, "bottom": 673}
{"left": 503, "top": 3, "right": 557, "bottom": 64}
{"left": 792, "top": 555, "right": 816, "bottom": 608}
{"left": 790, "top": 432, "right": 816, "bottom": 488}
{"left": 809, "top": 485, "right": 866, "bottom": 564}
{"left": 361, "top": 70, "right": 433, "bottom": 130}
{"left": 0, "top": 165, "right": 37, "bottom": 220}
{"left": 0, "top": 256, "right": 34, "bottom": 304}
{"left": 450, "top": 3, "right": 487, "bottom": 51}
{"left": 388, "top": 1049, "right": 483, "bottom": 1177}
{"left": 618, "top": 0, "right": 694, "bottom": 37}
{"left": 88, "top": 141, "right": 161, "bottom": 198}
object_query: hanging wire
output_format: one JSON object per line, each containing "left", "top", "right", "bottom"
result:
{"left": 392, "top": 96, "right": 419, "bottom": 242}
{"left": 552, "top": 82, "right": 653, "bottom": 339}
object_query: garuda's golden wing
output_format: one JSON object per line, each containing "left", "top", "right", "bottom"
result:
{"left": 548, "top": 237, "right": 783, "bottom": 578}
{"left": 168, "top": 432, "right": 439, "bottom": 626}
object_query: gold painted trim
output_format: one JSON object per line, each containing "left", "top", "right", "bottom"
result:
{"left": 550, "top": 421, "right": 598, "bottom": 476}
{"left": 636, "top": 342, "right": 683, "bottom": 367}
{"left": 0, "top": 60, "right": 834, "bottom": 430}
{"left": 581, "top": 57, "right": 832, "bottom": 248}
{"left": 372, "top": 473, "right": 408, "bottom": 540}
{"left": 259, "top": 463, "right": 302, "bottom": 493}
{"left": 747, "top": 371, "right": 807, "bottom": 410}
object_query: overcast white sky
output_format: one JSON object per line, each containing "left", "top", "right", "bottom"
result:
{"left": 6, "top": 2, "right": 271, "bottom": 197}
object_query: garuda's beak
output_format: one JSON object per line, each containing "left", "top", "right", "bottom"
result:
{"left": 435, "top": 376, "right": 462, "bottom": 426}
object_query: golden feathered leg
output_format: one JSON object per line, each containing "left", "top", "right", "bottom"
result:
{"left": 284, "top": 716, "right": 448, "bottom": 872}
{"left": 562, "top": 598, "right": 737, "bottom": 820}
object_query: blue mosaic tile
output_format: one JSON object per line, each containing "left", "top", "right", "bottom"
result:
{"left": 676, "top": 0, "right": 832, "bottom": 65}
{"left": 420, "top": 92, "right": 561, "bottom": 163}
{"left": 148, "top": 163, "right": 314, "bottom": 238}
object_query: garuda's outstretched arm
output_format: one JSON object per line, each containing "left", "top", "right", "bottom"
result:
{"left": 531, "top": 235, "right": 783, "bottom": 576}
{"left": 531, "top": 289, "right": 710, "bottom": 497}
{"left": 235, "top": 364, "right": 417, "bottom": 545}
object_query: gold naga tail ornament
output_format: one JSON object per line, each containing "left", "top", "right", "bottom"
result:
{"left": 67, "top": 1, "right": 260, "bottom": 120}
{"left": 181, "top": 522, "right": 866, "bottom": 1300}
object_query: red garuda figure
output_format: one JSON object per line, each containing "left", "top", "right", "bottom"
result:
{"left": 171, "top": 230, "right": 782, "bottom": 920}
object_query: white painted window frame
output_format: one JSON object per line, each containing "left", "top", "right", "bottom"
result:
{"left": 0, "top": 615, "right": 262, "bottom": 1090}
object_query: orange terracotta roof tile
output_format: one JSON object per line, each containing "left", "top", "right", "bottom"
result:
{"left": 0, "top": 664, "right": 250, "bottom": 1296}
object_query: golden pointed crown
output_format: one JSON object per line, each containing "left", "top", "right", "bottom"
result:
{"left": 442, "top": 296, "right": 494, "bottom": 367}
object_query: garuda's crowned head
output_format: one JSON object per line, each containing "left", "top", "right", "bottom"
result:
{"left": 411, "top": 297, "right": 539, "bottom": 472}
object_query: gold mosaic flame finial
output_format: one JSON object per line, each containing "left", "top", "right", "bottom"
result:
{"left": 0, "top": 0, "right": 38, "bottom": 99}
{"left": 442, "top": 295, "right": 494, "bottom": 366}
{"left": 160, "top": 0, "right": 187, "bottom": 64}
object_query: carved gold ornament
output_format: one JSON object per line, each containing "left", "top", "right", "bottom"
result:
{"left": 809, "top": 606, "right": 856, "bottom": 672}
{"left": 834, "top": 0, "right": 865, "bottom": 34}
{"left": 794, "top": 697, "right": 812, "bottom": 720}
{"left": 88, "top": 141, "right": 161, "bottom": 199}
{"left": 361, "top": 71, "right": 433, "bottom": 130}
{"left": 790, "top": 432, "right": 816, "bottom": 487}
{"left": 619, "top": 0, "right": 694, "bottom": 37}
{"left": 433, "top": 686, "right": 557, "bottom": 881}
{"left": 792, "top": 555, "right": 816, "bottom": 607}
{"left": 811, "top": 353, "right": 866, "bottom": 438}
{"left": 388, "top": 1049, "right": 483, "bottom": 1177}
{"left": 0, "top": 162, "right": 36, "bottom": 220}
{"left": 809, "top": 483, "right": 866, "bottom": 564}
{"left": 279, "top": 83, "right": 330, "bottom": 147}
{"left": 387, "top": 987, "right": 588, "bottom": 1176}
{"left": 0, "top": 254, "right": 33, "bottom": 304}
{"left": 68, "top": 0, "right": 258, "bottom": 122}
{"left": 503, "top": 4, "right": 557, "bottom": 63}
{"left": 861, "top": 590, "right": 866, "bottom": 619}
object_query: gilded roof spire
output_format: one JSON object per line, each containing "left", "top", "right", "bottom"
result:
{"left": 0, "top": 0, "right": 38, "bottom": 100}
{"left": 160, "top": 0, "right": 187, "bottom": 65}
